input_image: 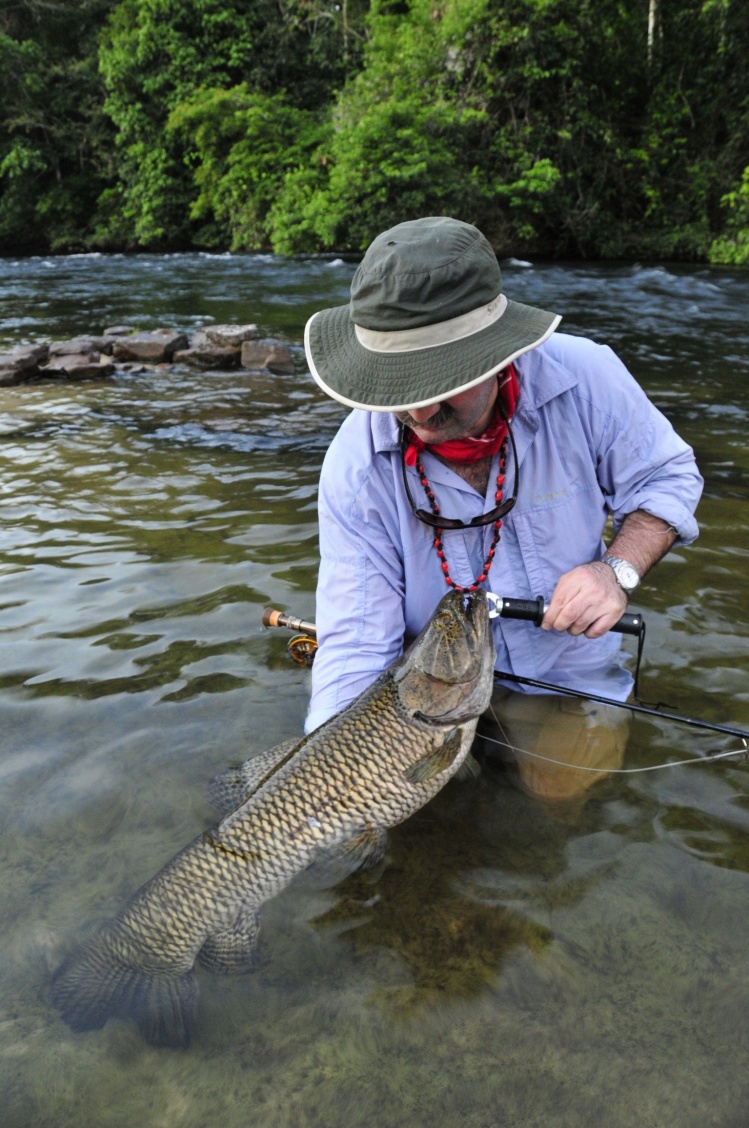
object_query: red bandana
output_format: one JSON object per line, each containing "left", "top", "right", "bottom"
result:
{"left": 403, "top": 364, "right": 520, "bottom": 467}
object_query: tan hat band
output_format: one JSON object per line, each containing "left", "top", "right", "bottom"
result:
{"left": 354, "top": 294, "right": 508, "bottom": 355}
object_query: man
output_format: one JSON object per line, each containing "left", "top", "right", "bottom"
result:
{"left": 302, "top": 217, "right": 703, "bottom": 805}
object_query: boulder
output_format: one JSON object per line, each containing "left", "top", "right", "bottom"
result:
{"left": 240, "top": 338, "right": 296, "bottom": 375}
{"left": 0, "top": 344, "right": 48, "bottom": 386}
{"left": 192, "top": 324, "right": 259, "bottom": 348}
{"left": 112, "top": 329, "right": 188, "bottom": 363}
{"left": 48, "top": 335, "right": 117, "bottom": 357}
{"left": 115, "top": 362, "right": 148, "bottom": 374}
{"left": 0, "top": 325, "right": 294, "bottom": 386}
{"left": 173, "top": 345, "right": 241, "bottom": 370}
{"left": 42, "top": 353, "right": 116, "bottom": 380}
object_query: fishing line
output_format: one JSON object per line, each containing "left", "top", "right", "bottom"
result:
{"left": 494, "top": 668, "right": 749, "bottom": 742}
{"left": 481, "top": 705, "right": 749, "bottom": 775}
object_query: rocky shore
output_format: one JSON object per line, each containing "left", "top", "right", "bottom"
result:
{"left": 0, "top": 323, "right": 297, "bottom": 386}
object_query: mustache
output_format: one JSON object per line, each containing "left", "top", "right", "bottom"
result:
{"left": 397, "top": 402, "right": 456, "bottom": 429}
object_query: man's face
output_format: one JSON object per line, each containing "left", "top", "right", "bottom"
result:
{"left": 395, "top": 375, "right": 498, "bottom": 443}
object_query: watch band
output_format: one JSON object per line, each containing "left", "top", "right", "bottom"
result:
{"left": 600, "top": 554, "right": 641, "bottom": 593}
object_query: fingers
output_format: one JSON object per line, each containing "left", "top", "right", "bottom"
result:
{"left": 542, "top": 562, "right": 627, "bottom": 638}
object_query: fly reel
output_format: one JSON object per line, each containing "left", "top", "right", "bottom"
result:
{"left": 262, "top": 607, "right": 318, "bottom": 666}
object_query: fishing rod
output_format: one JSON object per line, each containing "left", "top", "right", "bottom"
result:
{"left": 261, "top": 598, "right": 749, "bottom": 747}
{"left": 490, "top": 670, "right": 749, "bottom": 743}
{"left": 262, "top": 606, "right": 319, "bottom": 666}
{"left": 262, "top": 607, "right": 316, "bottom": 636}
{"left": 485, "top": 594, "right": 643, "bottom": 636}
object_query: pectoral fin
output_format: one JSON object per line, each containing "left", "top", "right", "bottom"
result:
{"left": 455, "top": 751, "right": 481, "bottom": 781}
{"left": 335, "top": 827, "right": 388, "bottom": 870}
{"left": 312, "top": 826, "right": 388, "bottom": 887}
{"left": 403, "top": 728, "right": 463, "bottom": 783}
{"left": 196, "top": 908, "right": 260, "bottom": 975}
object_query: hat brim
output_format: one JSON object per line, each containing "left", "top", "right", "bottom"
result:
{"left": 305, "top": 298, "right": 561, "bottom": 412}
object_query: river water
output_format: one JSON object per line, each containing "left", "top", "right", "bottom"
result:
{"left": 1, "top": 251, "right": 748, "bottom": 1127}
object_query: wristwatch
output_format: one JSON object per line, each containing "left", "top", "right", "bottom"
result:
{"left": 600, "top": 554, "right": 641, "bottom": 595}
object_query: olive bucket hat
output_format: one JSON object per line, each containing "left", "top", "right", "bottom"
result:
{"left": 304, "top": 216, "right": 561, "bottom": 412}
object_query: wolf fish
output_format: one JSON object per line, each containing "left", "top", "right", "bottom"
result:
{"left": 51, "top": 589, "right": 495, "bottom": 1047}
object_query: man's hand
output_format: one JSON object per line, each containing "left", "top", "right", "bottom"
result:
{"left": 542, "top": 561, "right": 628, "bottom": 638}
{"left": 541, "top": 510, "right": 678, "bottom": 638}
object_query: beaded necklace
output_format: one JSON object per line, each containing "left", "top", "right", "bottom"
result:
{"left": 415, "top": 438, "right": 509, "bottom": 593}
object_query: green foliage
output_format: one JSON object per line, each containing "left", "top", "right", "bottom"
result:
{"left": 266, "top": 0, "right": 497, "bottom": 251}
{"left": 167, "top": 86, "right": 328, "bottom": 250}
{"left": 614, "top": 0, "right": 748, "bottom": 260}
{"left": 0, "top": 1, "right": 118, "bottom": 254}
{"left": 256, "top": 0, "right": 749, "bottom": 258}
{"left": 315, "top": 100, "right": 491, "bottom": 250}
{"left": 710, "top": 168, "right": 749, "bottom": 264}
{"left": 97, "top": 0, "right": 262, "bottom": 246}
{"left": 1, "top": 0, "right": 748, "bottom": 258}
{"left": 96, "top": 0, "right": 367, "bottom": 248}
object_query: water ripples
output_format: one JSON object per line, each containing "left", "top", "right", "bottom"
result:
{"left": 1, "top": 253, "right": 748, "bottom": 1128}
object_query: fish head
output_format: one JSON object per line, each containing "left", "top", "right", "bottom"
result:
{"left": 393, "top": 589, "right": 495, "bottom": 724}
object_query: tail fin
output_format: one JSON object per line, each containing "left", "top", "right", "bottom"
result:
{"left": 51, "top": 936, "right": 199, "bottom": 1049}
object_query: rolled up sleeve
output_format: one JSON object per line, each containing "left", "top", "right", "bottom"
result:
{"left": 570, "top": 342, "right": 703, "bottom": 545}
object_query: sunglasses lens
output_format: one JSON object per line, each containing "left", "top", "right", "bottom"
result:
{"left": 416, "top": 511, "right": 464, "bottom": 530}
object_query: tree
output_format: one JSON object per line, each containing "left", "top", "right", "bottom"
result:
{"left": 0, "top": 0, "right": 118, "bottom": 253}
{"left": 1, "top": 0, "right": 748, "bottom": 258}
{"left": 263, "top": 0, "right": 499, "bottom": 251}
{"left": 710, "top": 168, "right": 749, "bottom": 264}
{"left": 97, "top": 0, "right": 367, "bottom": 248}
{"left": 300, "top": 0, "right": 749, "bottom": 259}
{"left": 167, "top": 85, "right": 328, "bottom": 250}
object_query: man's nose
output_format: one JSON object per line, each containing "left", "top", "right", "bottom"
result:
{"left": 408, "top": 402, "right": 442, "bottom": 424}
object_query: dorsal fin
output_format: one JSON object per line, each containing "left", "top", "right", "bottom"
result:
{"left": 206, "top": 737, "right": 302, "bottom": 817}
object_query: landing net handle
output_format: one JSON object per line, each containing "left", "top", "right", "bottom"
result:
{"left": 262, "top": 607, "right": 318, "bottom": 666}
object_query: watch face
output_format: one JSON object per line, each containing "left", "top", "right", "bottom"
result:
{"left": 603, "top": 556, "right": 640, "bottom": 592}
{"left": 614, "top": 561, "right": 640, "bottom": 591}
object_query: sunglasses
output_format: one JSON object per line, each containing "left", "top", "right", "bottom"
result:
{"left": 399, "top": 402, "right": 519, "bottom": 530}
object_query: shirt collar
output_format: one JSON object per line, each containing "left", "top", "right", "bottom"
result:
{"left": 372, "top": 410, "right": 400, "bottom": 453}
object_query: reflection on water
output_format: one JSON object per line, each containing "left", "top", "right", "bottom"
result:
{"left": 1, "top": 254, "right": 748, "bottom": 1127}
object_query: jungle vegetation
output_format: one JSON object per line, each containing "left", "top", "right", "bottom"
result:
{"left": 1, "top": 0, "right": 748, "bottom": 262}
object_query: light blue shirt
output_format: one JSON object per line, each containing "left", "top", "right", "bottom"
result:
{"left": 306, "top": 333, "right": 703, "bottom": 733}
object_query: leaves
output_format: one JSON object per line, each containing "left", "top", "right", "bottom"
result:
{"left": 1, "top": 0, "right": 748, "bottom": 257}
{"left": 710, "top": 168, "right": 749, "bottom": 265}
{"left": 167, "top": 85, "right": 328, "bottom": 250}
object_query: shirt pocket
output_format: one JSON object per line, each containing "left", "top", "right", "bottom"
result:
{"left": 510, "top": 479, "right": 609, "bottom": 596}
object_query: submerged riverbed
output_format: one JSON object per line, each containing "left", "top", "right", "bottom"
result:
{"left": 1, "top": 251, "right": 748, "bottom": 1127}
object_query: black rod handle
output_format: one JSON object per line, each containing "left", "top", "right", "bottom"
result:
{"left": 496, "top": 596, "right": 644, "bottom": 637}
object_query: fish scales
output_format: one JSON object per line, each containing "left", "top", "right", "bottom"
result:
{"left": 51, "top": 589, "right": 495, "bottom": 1047}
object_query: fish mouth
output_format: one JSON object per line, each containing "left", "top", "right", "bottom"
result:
{"left": 410, "top": 665, "right": 495, "bottom": 726}
{"left": 407, "top": 593, "right": 492, "bottom": 679}
{"left": 412, "top": 708, "right": 478, "bottom": 727}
